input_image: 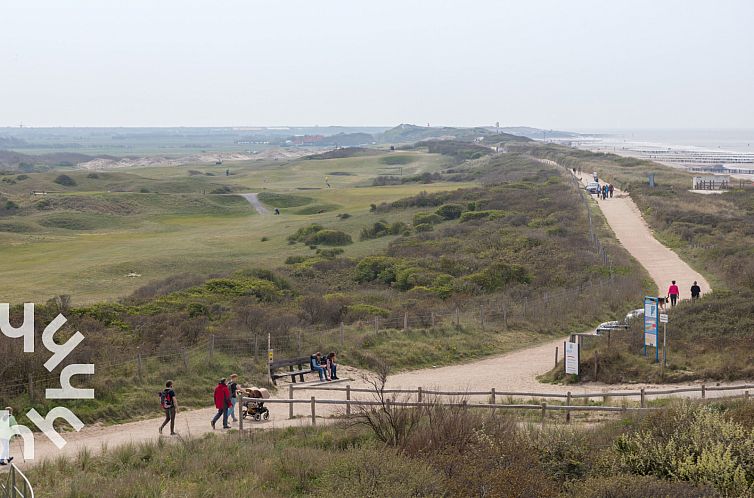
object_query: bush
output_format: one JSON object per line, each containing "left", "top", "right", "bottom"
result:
{"left": 306, "top": 229, "right": 352, "bottom": 246}
{"left": 355, "top": 256, "right": 400, "bottom": 284}
{"left": 414, "top": 223, "right": 433, "bottom": 233}
{"left": 54, "top": 174, "right": 77, "bottom": 187}
{"left": 336, "top": 213, "right": 351, "bottom": 219}
{"left": 86, "top": 172, "right": 100, "bottom": 179}
{"left": 317, "top": 248, "right": 344, "bottom": 259}
{"left": 345, "top": 303, "right": 390, "bottom": 319}
{"left": 288, "top": 223, "right": 324, "bottom": 243}
{"left": 15, "top": 174, "right": 29, "bottom": 181}
{"left": 285, "top": 255, "right": 308, "bottom": 265}
{"left": 435, "top": 203, "right": 464, "bottom": 220}
{"left": 4, "top": 200, "right": 18, "bottom": 210}
{"left": 413, "top": 212, "right": 443, "bottom": 226}
{"left": 459, "top": 209, "right": 505, "bottom": 222}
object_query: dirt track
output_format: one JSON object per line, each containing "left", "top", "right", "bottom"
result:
{"left": 15, "top": 164, "right": 718, "bottom": 466}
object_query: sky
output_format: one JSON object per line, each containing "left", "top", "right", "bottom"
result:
{"left": 1, "top": 0, "right": 753, "bottom": 130}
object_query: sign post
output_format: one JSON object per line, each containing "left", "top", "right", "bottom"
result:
{"left": 643, "top": 296, "right": 659, "bottom": 362}
{"left": 660, "top": 313, "right": 668, "bottom": 368}
{"left": 565, "top": 341, "right": 579, "bottom": 376}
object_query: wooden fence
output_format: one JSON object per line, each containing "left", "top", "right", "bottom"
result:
{"left": 237, "top": 383, "right": 754, "bottom": 431}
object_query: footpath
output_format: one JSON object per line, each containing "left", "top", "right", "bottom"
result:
{"left": 16, "top": 167, "right": 717, "bottom": 466}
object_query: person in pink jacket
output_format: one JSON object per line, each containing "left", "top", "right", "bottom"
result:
{"left": 668, "top": 281, "right": 680, "bottom": 307}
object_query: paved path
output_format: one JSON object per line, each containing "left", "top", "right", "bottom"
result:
{"left": 238, "top": 193, "right": 269, "bottom": 214}
{"left": 14, "top": 166, "right": 719, "bottom": 467}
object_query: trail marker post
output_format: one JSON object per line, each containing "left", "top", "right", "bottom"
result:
{"left": 660, "top": 313, "right": 669, "bottom": 370}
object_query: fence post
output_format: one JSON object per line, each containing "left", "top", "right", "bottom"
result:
{"left": 209, "top": 335, "right": 215, "bottom": 363}
{"left": 745, "top": 390, "right": 749, "bottom": 402}
{"left": 28, "top": 373, "right": 34, "bottom": 402}
{"left": 701, "top": 384, "right": 706, "bottom": 399}
{"left": 403, "top": 312, "right": 408, "bottom": 331}
{"left": 594, "top": 351, "right": 599, "bottom": 380}
{"left": 310, "top": 396, "right": 316, "bottom": 425}
{"left": 340, "top": 322, "right": 345, "bottom": 345}
{"left": 490, "top": 387, "right": 496, "bottom": 406}
{"left": 640, "top": 388, "right": 645, "bottom": 408}
{"left": 289, "top": 384, "right": 294, "bottom": 419}
{"left": 346, "top": 385, "right": 351, "bottom": 416}
{"left": 541, "top": 402, "right": 547, "bottom": 427}
{"left": 137, "top": 353, "right": 143, "bottom": 384}
{"left": 455, "top": 307, "right": 460, "bottom": 328}
{"left": 238, "top": 395, "right": 244, "bottom": 433}
{"left": 417, "top": 386, "right": 423, "bottom": 403}
{"left": 554, "top": 346, "right": 558, "bottom": 368}
{"left": 566, "top": 392, "right": 571, "bottom": 423}
{"left": 480, "top": 305, "right": 485, "bottom": 330}
{"left": 254, "top": 333, "right": 259, "bottom": 361}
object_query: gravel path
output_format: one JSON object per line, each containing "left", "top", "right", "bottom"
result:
{"left": 238, "top": 193, "right": 269, "bottom": 214}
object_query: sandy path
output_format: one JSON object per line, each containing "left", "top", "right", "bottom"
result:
{"left": 14, "top": 164, "right": 720, "bottom": 467}
{"left": 574, "top": 171, "right": 711, "bottom": 299}
{"left": 238, "top": 193, "right": 269, "bottom": 214}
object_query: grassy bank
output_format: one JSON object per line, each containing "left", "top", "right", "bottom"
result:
{"left": 27, "top": 399, "right": 754, "bottom": 497}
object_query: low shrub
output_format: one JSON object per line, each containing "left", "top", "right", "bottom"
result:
{"left": 435, "top": 203, "right": 465, "bottom": 220}
{"left": 459, "top": 209, "right": 505, "bottom": 222}
{"left": 413, "top": 212, "right": 443, "bottom": 225}
{"left": 54, "top": 174, "right": 77, "bottom": 187}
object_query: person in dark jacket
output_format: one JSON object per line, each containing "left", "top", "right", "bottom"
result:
{"left": 327, "top": 352, "right": 338, "bottom": 380}
{"left": 310, "top": 352, "right": 328, "bottom": 381}
{"left": 691, "top": 281, "right": 701, "bottom": 301}
{"left": 159, "top": 380, "right": 177, "bottom": 435}
{"left": 211, "top": 378, "right": 231, "bottom": 429}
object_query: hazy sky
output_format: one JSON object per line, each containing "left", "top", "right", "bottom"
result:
{"left": 1, "top": 0, "right": 753, "bottom": 129}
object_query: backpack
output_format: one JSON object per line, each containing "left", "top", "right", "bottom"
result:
{"left": 159, "top": 389, "right": 173, "bottom": 409}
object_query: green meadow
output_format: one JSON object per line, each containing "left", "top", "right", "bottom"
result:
{"left": 0, "top": 150, "right": 461, "bottom": 303}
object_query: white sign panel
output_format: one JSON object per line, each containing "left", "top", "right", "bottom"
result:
{"left": 565, "top": 342, "right": 579, "bottom": 375}
{"left": 660, "top": 314, "right": 668, "bottom": 323}
{"left": 644, "top": 333, "right": 657, "bottom": 347}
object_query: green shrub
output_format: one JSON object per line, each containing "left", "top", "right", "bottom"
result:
{"left": 355, "top": 256, "right": 399, "bottom": 284}
{"left": 462, "top": 262, "right": 530, "bottom": 292}
{"left": 54, "top": 174, "right": 77, "bottom": 187}
{"left": 4, "top": 200, "right": 18, "bottom": 210}
{"left": 459, "top": 209, "right": 505, "bottom": 222}
{"left": 414, "top": 223, "right": 433, "bottom": 233}
{"left": 288, "top": 223, "right": 325, "bottom": 243}
{"left": 15, "top": 174, "right": 29, "bottom": 181}
{"left": 413, "top": 212, "right": 443, "bottom": 225}
{"left": 435, "top": 203, "right": 464, "bottom": 220}
{"left": 345, "top": 303, "right": 390, "bottom": 319}
{"left": 317, "top": 248, "right": 344, "bottom": 259}
{"left": 305, "top": 229, "right": 352, "bottom": 246}
{"left": 285, "top": 255, "right": 308, "bottom": 265}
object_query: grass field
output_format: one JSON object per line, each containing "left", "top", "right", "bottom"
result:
{"left": 0, "top": 151, "right": 460, "bottom": 303}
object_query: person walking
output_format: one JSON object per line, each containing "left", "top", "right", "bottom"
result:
{"left": 691, "top": 281, "right": 701, "bottom": 301}
{"left": 227, "top": 374, "right": 239, "bottom": 423}
{"left": 211, "top": 378, "right": 232, "bottom": 430}
{"left": 609, "top": 184, "right": 614, "bottom": 198}
{"left": 668, "top": 280, "right": 680, "bottom": 307}
{"left": 0, "top": 407, "right": 17, "bottom": 465}
{"left": 158, "top": 380, "right": 177, "bottom": 435}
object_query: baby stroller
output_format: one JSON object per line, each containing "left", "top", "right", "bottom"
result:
{"left": 241, "top": 387, "right": 270, "bottom": 421}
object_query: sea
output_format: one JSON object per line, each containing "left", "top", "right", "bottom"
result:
{"left": 570, "top": 129, "right": 754, "bottom": 154}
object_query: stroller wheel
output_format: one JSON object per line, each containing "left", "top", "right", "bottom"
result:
{"left": 263, "top": 411, "right": 270, "bottom": 420}
{"left": 254, "top": 413, "right": 261, "bottom": 421}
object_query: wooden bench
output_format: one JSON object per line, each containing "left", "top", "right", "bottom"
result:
{"left": 268, "top": 356, "right": 318, "bottom": 386}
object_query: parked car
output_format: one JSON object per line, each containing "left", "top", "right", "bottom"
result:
{"left": 593, "top": 172, "right": 599, "bottom": 182}
{"left": 586, "top": 181, "right": 600, "bottom": 194}
{"left": 625, "top": 308, "right": 645, "bottom": 321}
{"left": 595, "top": 320, "right": 629, "bottom": 335}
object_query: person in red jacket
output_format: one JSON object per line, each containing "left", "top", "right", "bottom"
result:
{"left": 667, "top": 280, "right": 680, "bottom": 307}
{"left": 211, "top": 378, "right": 231, "bottom": 429}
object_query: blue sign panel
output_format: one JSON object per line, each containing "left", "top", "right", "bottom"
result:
{"left": 643, "top": 296, "right": 659, "bottom": 361}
